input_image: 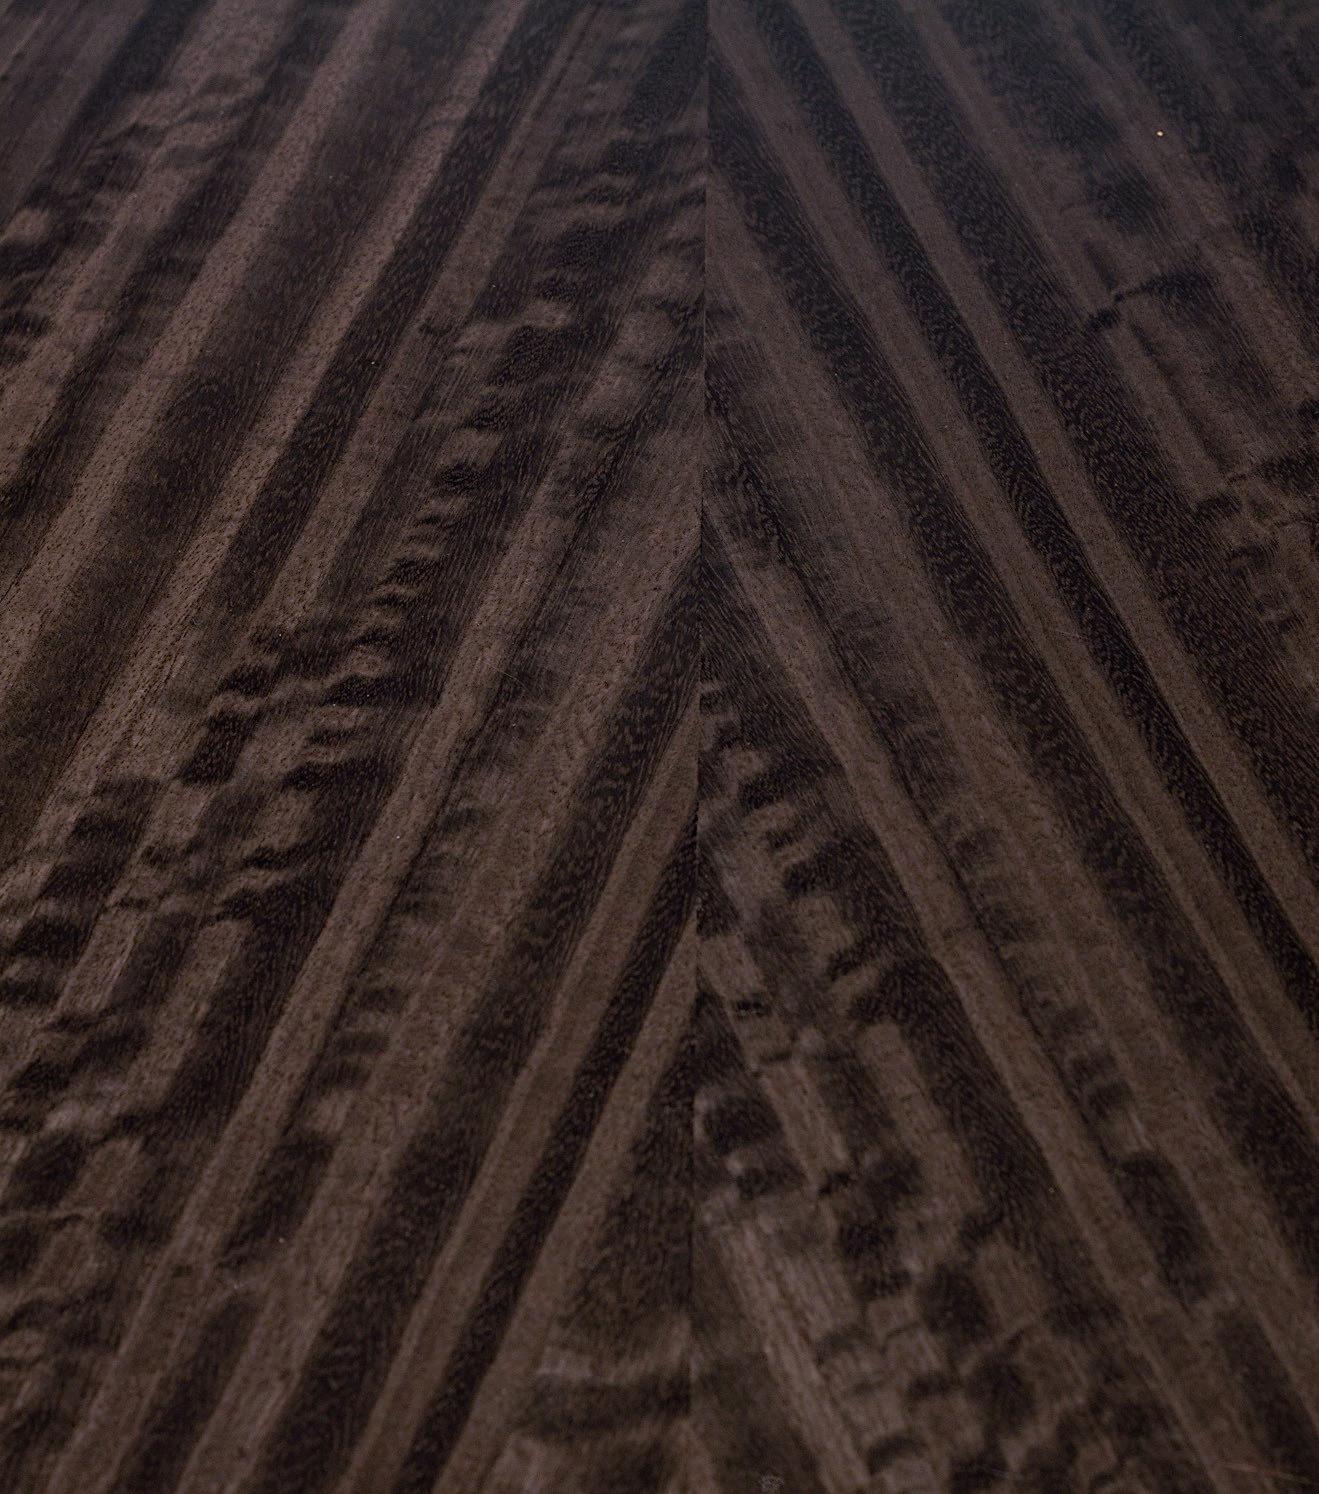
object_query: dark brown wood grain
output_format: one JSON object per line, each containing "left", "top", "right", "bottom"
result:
{"left": 1, "top": 0, "right": 1317, "bottom": 1488}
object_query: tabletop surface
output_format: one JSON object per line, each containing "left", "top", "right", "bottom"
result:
{"left": 0, "top": 0, "right": 1317, "bottom": 1489}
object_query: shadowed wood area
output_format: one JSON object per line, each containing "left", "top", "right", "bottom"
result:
{"left": 1, "top": 0, "right": 1318, "bottom": 1488}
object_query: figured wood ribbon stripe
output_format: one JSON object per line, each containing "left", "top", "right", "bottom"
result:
{"left": 0, "top": 0, "right": 1317, "bottom": 1488}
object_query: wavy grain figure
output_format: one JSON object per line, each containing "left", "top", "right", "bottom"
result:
{"left": 0, "top": 0, "right": 1317, "bottom": 1488}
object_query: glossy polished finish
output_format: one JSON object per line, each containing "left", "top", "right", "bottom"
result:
{"left": 0, "top": 0, "right": 1317, "bottom": 1488}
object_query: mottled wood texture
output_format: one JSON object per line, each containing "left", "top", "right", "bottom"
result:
{"left": 0, "top": 0, "right": 1317, "bottom": 1489}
